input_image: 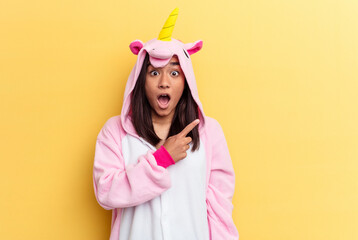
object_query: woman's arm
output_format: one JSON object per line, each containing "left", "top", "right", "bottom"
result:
{"left": 206, "top": 118, "right": 239, "bottom": 239}
{"left": 93, "top": 123, "right": 174, "bottom": 210}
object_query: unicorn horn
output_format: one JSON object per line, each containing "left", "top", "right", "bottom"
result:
{"left": 158, "top": 7, "right": 179, "bottom": 41}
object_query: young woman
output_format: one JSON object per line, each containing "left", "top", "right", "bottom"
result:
{"left": 93, "top": 8, "right": 239, "bottom": 240}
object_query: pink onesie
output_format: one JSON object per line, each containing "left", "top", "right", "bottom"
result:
{"left": 93, "top": 7, "right": 239, "bottom": 240}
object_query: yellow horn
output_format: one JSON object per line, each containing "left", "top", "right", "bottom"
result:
{"left": 158, "top": 8, "right": 179, "bottom": 41}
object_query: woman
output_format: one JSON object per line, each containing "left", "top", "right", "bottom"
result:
{"left": 93, "top": 7, "right": 239, "bottom": 240}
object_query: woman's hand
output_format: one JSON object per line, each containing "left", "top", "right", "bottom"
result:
{"left": 162, "top": 119, "right": 200, "bottom": 163}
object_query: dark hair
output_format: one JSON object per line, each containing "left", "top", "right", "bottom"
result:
{"left": 130, "top": 52, "right": 200, "bottom": 152}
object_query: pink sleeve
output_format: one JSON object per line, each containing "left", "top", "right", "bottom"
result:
{"left": 93, "top": 126, "right": 172, "bottom": 210}
{"left": 153, "top": 145, "right": 175, "bottom": 168}
{"left": 206, "top": 119, "right": 239, "bottom": 239}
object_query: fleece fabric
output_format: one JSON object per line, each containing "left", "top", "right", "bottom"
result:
{"left": 92, "top": 7, "right": 239, "bottom": 240}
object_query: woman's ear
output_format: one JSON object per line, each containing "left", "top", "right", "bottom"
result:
{"left": 184, "top": 40, "right": 203, "bottom": 55}
{"left": 129, "top": 40, "right": 144, "bottom": 55}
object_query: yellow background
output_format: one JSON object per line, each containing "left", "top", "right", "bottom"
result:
{"left": 1, "top": 0, "right": 357, "bottom": 239}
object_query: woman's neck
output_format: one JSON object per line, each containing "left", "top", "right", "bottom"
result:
{"left": 151, "top": 109, "right": 174, "bottom": 126}
{"left": 151, "top": 110, "right": 174, "bottom": 141}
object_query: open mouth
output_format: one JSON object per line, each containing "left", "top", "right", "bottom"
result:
{"left": 157, "top": 94, "right": 171, "bottom": 109}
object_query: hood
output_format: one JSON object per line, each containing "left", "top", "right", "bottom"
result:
{"left": 120, "top": 7, "right": 206, "bottom": 138}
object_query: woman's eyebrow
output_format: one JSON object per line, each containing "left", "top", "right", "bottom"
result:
{"left": 146, "top": 62, "right": 180, "bottom": 69}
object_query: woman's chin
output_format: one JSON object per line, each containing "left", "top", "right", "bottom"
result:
{"left": 155, "top": 108, "right": 170, "bottom": 116}
{"left": 153, "top": 107, "right": 174, "bottom": 118}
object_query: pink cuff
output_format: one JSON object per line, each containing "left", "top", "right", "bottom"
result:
{"left": 153, "top": 145, "right": 175, "bottom": 168}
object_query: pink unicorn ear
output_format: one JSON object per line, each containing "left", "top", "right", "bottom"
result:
{"left": 184, "top": 40, "right": 203, "bottom": 55}
{"left": 129, "top": 40, "right": 144, "bottom": 55}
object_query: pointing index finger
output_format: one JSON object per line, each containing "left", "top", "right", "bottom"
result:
{"left": 179, "top": 119, "right": 200, "bottom": 137}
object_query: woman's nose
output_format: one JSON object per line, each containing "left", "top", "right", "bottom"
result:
{"left": 159, "top": 74, "right": 170, "bottom": 88}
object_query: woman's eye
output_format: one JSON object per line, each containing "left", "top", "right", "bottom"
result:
{"left": 171, "top": 71, "right": 179, "bottom": 76}
{"left": 150, "top": 70, "right": 159, "bottom": 76}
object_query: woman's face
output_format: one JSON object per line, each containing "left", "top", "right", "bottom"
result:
{"left": 145, "top": 55, "right": 185, "bottom": 123}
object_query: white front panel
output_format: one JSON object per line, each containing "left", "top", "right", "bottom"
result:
{"left": 119, "top": 134, "right": 210, "bottom": 240}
